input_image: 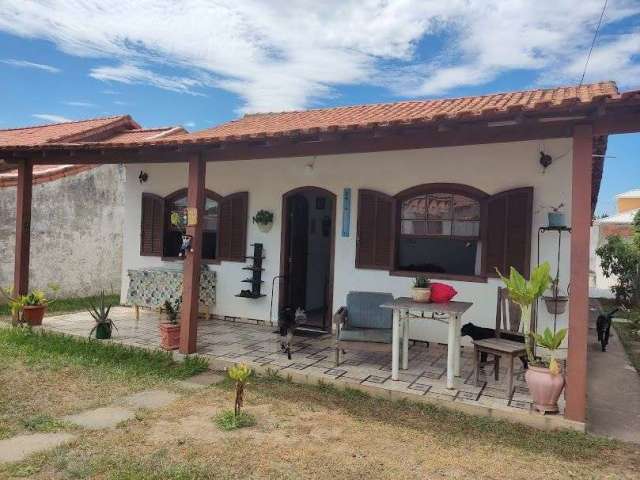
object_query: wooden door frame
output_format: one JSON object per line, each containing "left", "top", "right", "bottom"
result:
{"left": 279, "top": 186, "right": 337, "bottom": 331}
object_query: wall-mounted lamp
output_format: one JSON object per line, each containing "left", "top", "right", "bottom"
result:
{"left": 138, "top": 170, "right": 149, "bottom": 183}
{"left": 539, "top": 151, "right": 552, "bottom": 172}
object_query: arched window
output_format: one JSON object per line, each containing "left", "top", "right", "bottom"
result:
{"left": 396, "top": 184, "right": 487, "bottom": 277}
{"left": 163, "top": 189, "right": 221, "bottom": 260}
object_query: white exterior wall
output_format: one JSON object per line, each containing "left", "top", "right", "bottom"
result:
{"left": 589, "top": 225, "right": 616, "bottom": 298}
{"left": 120, "top": 139, "right": 573, "bottom": 345}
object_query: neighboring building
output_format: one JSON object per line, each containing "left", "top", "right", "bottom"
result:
{"left": 590, "top": 189, "right": 640, "bottom": 298}
{"left": 0, "top": 117, "right": 184, "bottom": 299}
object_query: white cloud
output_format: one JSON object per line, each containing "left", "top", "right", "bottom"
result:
{"left": 90, "top": 63, "right": 206, "bottom": 96}
{"left": 0, "top": 1, "right": 638, "bottom": 112}
{"left": 183, "top": 121, "right": 196, "bottom": 128}
{"left": 1, "top": 58, "right": 60, "bottom": 73}
{"left": 63, "top": 101, "right": 97, "bottom": 107}
{"left": 32, "top": 114, "right": 72, "bottom": 123}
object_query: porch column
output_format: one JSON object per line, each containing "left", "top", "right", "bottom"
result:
{"left": 13, "top": 159, "right": 33, "bottom": 297}
{"left": 565, "top": 124, "right": 593, "bottom": 422}
{"left": 179, "top": 153, "right": 206, "bottom": 354}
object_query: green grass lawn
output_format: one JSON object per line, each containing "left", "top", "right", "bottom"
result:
{"left": 1, "top": 326, "right": 638, "bottom": 479}
{"left": 0, "top": 293, "right": 120, "bottom": 317}
{"left": 613, "top": 320, "right": 640, "bottom": 372}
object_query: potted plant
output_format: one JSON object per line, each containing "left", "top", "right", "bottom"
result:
{"left": 88, "top": 291, "right": 117, "bottom": 340}
{"left": 1, "top": 285, "right": 57, "bottom": 326}
{"left": 545, "top": 203, "right": 566, "bottom": 228}
{"left": 543, "top": 278, "right": 569, "bottom": 314}
{"left": 496, "top": 262, "right": 552, "bottom": 367}
{"left": 160, "top": 298, "right": 181, "bottom": 350}
{"left": 252, "top": 210, "right": 274, "bottom": 233}
{"left": 526, "top": 328, "right": 567, "bottom": 413}
{"left": 411, "top": 275, "right": 432, "bottom": 303}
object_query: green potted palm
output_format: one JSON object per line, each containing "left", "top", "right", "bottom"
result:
{"left": 160, "top": 298, "right": 181, "bottom": 350}
{"left": 528, "top": 328, "right": 567, "bottom": 413}
{"left": 88, "top": 291, "right": 117, "bottom": 340}
{"left": 497, "top": 263, "right": 570, "bottom": 413}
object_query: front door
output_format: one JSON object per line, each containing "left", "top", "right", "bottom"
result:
{"left": 281, "top": 188, "right": 335, "bottom": 331}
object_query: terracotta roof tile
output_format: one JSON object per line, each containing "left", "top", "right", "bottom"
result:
{"left": 183, "top": 82, "right": 620, "bottom": 142}
{"left": 0, "top": 115, "right": 133, "bottom": 146}
{"left": 0, "top": 120, "right": 182, "bottom": 185}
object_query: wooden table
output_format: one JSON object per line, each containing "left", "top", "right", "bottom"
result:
{"left": 381, "top": 297, "right": 473, "bottom": 389}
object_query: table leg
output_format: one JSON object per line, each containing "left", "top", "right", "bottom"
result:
{"left": 392, "top": 309, "right": 400, "bottom": 381}
{"left": 454, "top": 314, "right": 461, "bottom": 377}
{"left": 402, "top": 312, "right": 409, "bottom": 370}
{"left": 447, "top": 315, "right": 456, "bottom": 389}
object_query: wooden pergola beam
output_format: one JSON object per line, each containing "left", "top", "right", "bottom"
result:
{"left": 179, "top": 152, "right": 206, "bottom": 354}
{"left": 13, "top": 159, "right": 33, "bottom": 297}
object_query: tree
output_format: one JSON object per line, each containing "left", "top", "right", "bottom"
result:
{"left": 596, "top": 210, "right": 640, "bottom": 306}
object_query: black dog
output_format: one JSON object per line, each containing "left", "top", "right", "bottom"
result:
{"left": 596, "top": 308, "right": 618, "bottom": 352}
{"left": 278, "top": 306, "right": 306, "bottom": 360}
{"left": 461, "top": 322, "right": 528, "bottom": 368}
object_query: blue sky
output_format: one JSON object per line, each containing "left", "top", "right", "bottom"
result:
{"left": 0, "top": 1, "right": 638, "bottom": 214}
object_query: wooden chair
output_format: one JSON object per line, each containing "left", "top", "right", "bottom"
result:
{"left": 334, "top": 291, "right": 395, "bottom": 366}
{"left": 472, "top": 287, "right": 530, "bottom": 398}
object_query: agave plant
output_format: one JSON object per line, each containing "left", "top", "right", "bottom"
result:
{"left": 88, "top": 291, "right": 117, "bottom": 339}
{"left": 496, "top": 262, "right": 552, "bottom": 363}
{"left": 163, "top": 298, "right": 181, "bottom": 324}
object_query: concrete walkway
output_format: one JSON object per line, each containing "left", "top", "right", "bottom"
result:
{"left": 587, "top": 301, "right": 640, "bottom": 443}
{"left": 0, "top": 371, "right": 223, "bottom": 464}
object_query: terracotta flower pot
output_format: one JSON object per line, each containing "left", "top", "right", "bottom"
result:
{"left": 22, "top": 305, "right": 46, "bottom": 326}
{"left": 160, "top": 323, "right": 181, "bottom": 350}
{"left": 411, "top": 287, "right": 431, "bottom": 303}
{"left": 525, "top": 365, "right": 565, "bottom": 413}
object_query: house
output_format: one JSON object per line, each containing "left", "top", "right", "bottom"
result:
{"left": 590, "top": 188, "right": 640, "bottom": 297}
{"left": 1, "top": 81, "right": 639, "bottom": 426}
{"left": 0, "top": 117, "right": 185, "bottom": 298}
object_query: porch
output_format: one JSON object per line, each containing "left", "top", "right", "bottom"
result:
{"left": 40, "top": 306, "right": 580, "bottom": 431}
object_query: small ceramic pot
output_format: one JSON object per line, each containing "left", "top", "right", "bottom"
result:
{"left": 543, "top": 296, "right": 568, "bottom": 315}
{"left": 22, "top": 305, "right": 46, "bottom": 326}
{"left": 548, "top": 212, "right": 566, "bottom": 228}
{"left": 256, "top": 222, "right": 273, "bottom": 233}
{"left": 525, "top": 365, "right": 565, "bottom": 413}
{"left": 160, "top": 323, "right": 181, "bottom": 350}
{"left": 411, "top": 287, "right": 431, "bottom": 303}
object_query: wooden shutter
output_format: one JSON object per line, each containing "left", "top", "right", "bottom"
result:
{"left": 355, "top": 189, "right": 394, "bottom": 269}
{"left": 485, "top": 187, "right": 533, "bottom": 277}
{"left": 218, "top": 191, "right": 248, "bottom": 261}
{"left": 140, "top": 193, "right": 164, "bottom": 256}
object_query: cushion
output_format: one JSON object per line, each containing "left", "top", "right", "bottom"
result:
{"left": 346, "top": 291, "right": 394, "bottom": 329}
{"left": 338, "top": 327, "right": 392, "bottom": 344}
{"left": 430, "top": 283, "right": 457, "bottom": 303}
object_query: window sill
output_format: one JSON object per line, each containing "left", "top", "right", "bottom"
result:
{"left": 161, "top": 256, "right": 220, "bottom": 265}
{"left": 390, "top": 270, "right": 488, "bottom": 283}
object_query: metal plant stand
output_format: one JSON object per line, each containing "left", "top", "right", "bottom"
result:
{"left": 537, "top": 226, "right": 571, "bottom": 332}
